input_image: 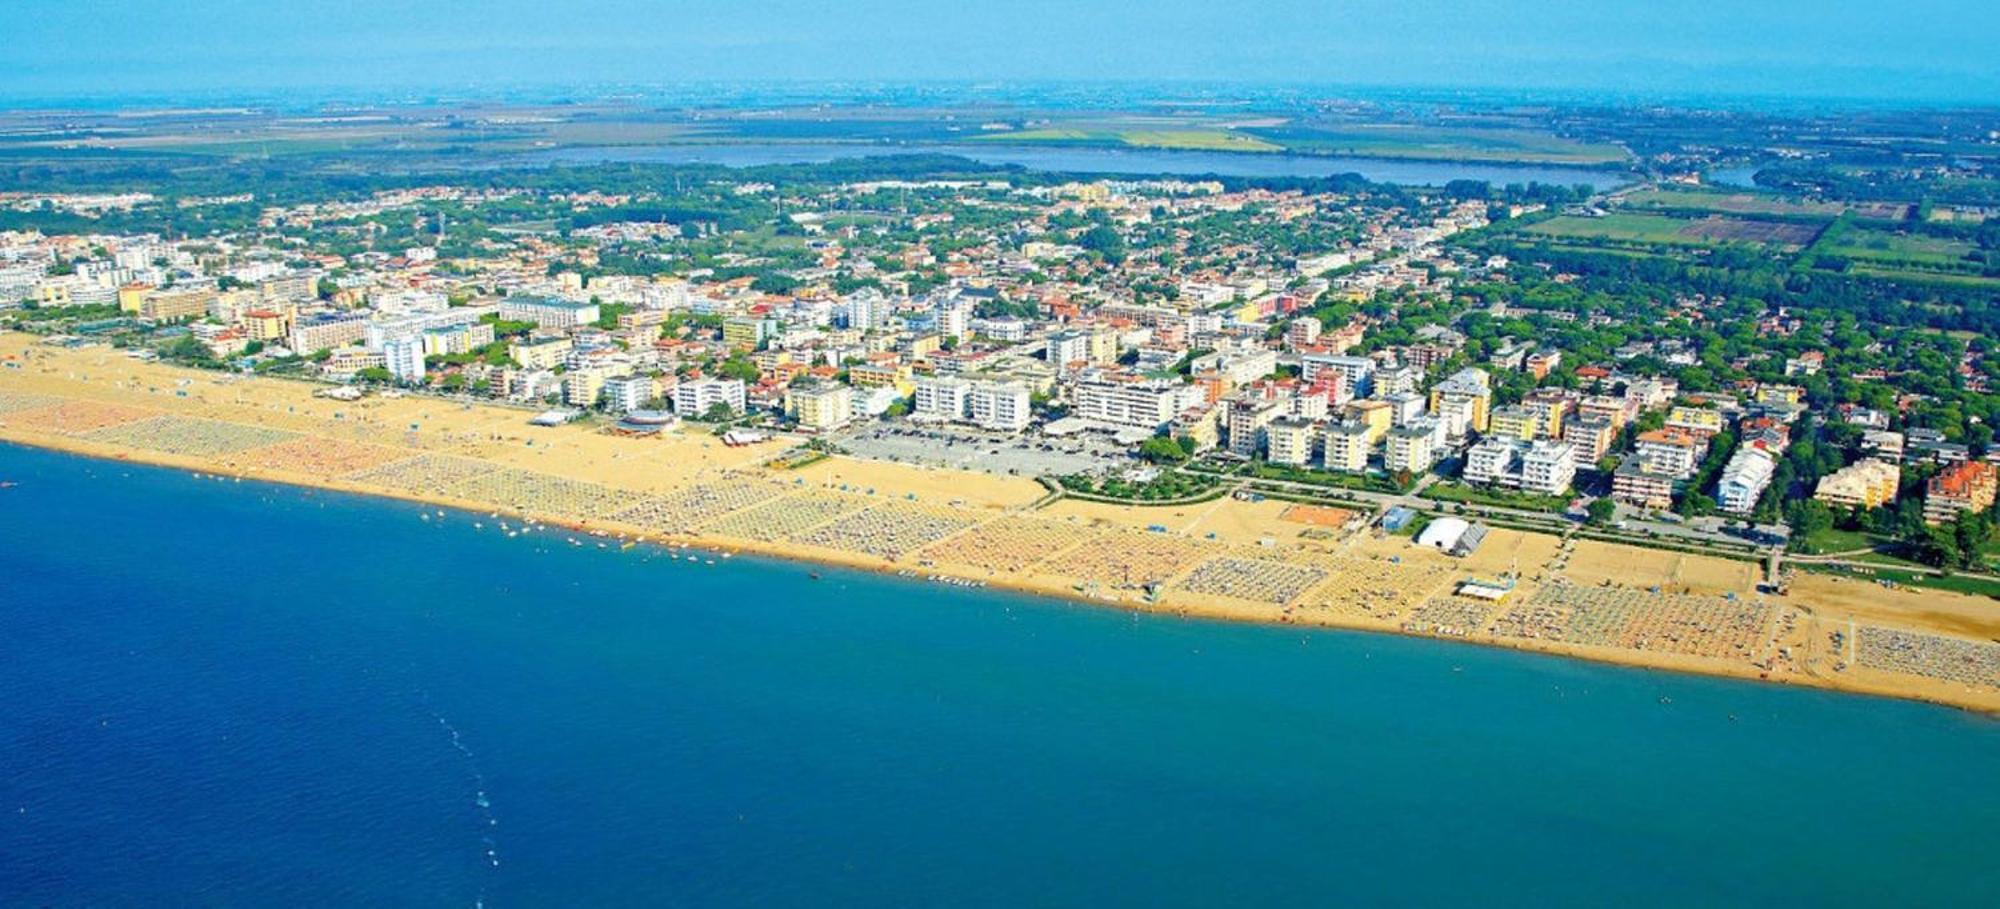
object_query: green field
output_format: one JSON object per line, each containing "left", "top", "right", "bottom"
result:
{"left": 1622, "top": 188, "right": 1843, "bottom": 218}
{"left": 1525, "top": 213, "right": 1698, "bottom": 244}
{"left": 1521, "top": 212, "right": 1822, "bottom": 249}
{"left": 1247, "top": 124, "right": 1631, "bottom": 165}
{"left": 1823, "top": 227, "right": 1978, "bottom": 269}
{"left": 976, "top": 128, "right": 1284, "bottom": 153}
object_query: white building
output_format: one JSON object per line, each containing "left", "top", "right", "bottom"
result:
{"left": 1465, "top": 438, "right": 1577, "bottom": 494}
{"left": 365, "top": 307, "right": 486, "bottom": 351}
{"left": 289, "top": 314, "right": 367, "bottom": 354}
{"left": 1520, "top": 441, "right": 1578, "bottom": 495}
{"left": 1072, "top": 380, "right": 1184, "bottom": 431}
{"left": 1047, "top": 330, "right": 1091, "bottom": 369}
{"left": 1716, "top": 447, "right": 1777, "bottom": 514}
{"left": 673, "top": 377, "right": 747, "bottom": 417}
{"left": 499, "top": 297, "right": 600, "bottom": 331}
{"left": 382, "top": 336, "right": 426, "bottom": 383}
{"left": 968, "top": 381, "right": 1032, "bottom": 432}
{"left": 1227, "top": 397, "right": 1285, "bottom": 457}
{"left": 915, "top": 376, "right": 1032, "bottom": 432}
{"left": 914, "top": 376, "right": 973, "bottom": 422}
{"left": 600, "top": 375, "right": 656, "bottom": 414}
{"left": 1301, "top": 353, "right": 1375, "bottom": 396}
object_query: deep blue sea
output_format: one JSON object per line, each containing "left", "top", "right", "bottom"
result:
{"left": 2, "top": 441, "right": 1997, "bottom": 907}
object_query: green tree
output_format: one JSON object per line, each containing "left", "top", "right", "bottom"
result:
{"left": 1138, "top": 436, "right": 1192, "bottom": 464}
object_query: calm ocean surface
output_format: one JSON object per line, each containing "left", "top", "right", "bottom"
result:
{"left": 1, "top": 441, "right": 1995, "bottom": 907}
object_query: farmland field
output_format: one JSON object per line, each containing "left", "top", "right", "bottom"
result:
{"left": 1520, "top": 212, "right": 1821, "bottom": 249}
{"left": 977, "top": 128, "right": 1284, "bottom": 153}
{"left": 1246, "top": 124, "right": 1630, "bottom": 165}
{"left": 1622, "top": 189, "right": 1844, "bottom": 218}
{"left": 1822, "top": 227, "right": 1979, "bottom": 269}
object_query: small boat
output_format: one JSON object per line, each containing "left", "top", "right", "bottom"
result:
{"left": 0, "top": 481, "right": 17, "bottom": 489}
{"left": 809, "top": 572, "right": 821, "bottom": 580}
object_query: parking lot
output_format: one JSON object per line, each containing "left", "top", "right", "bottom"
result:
{"left": 836, "top": 422, "right": 1130, "bottom": 478}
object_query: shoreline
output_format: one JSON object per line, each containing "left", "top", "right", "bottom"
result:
{"left": 5, "top": 428, "right": 1995, "bottom": 719}
{"left": 3, "top": 336, "right": 1997, "bottom": 716}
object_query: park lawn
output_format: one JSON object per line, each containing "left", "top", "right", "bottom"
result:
{"left": 1422, "top": 480, "right": 1571, "bottom": 513}
{"left": 1239, "top": 461, "right": 1411, "bottom": 494}
{"left": 1793, "top": 526, "right": 1888, "bottom": 555}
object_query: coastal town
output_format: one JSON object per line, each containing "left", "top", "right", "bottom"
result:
{"left": 2, "top": 159, "right": 1998, "bottom": 710}
{"left": 10, "top": 0, "right": 2000, "bottom": 899}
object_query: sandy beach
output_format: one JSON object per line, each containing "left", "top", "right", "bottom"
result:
{"left": 4, "top": 331, "right": 1997, "bottom": 714}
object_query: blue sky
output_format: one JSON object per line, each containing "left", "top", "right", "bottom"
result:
{"left": 8, "top": 0, "right": 1999, "bottom": 105}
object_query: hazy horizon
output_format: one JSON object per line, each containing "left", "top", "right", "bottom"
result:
{"left": 7, "top": 0, "right": 2000, "bottom": 109}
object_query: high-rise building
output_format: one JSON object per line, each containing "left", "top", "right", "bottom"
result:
{"left": 383, "top": 336, "right": 426, "bottom": 383}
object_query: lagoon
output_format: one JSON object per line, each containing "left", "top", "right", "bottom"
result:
{"left": 524, "top": 142, "right": 1632, "bottom": 190}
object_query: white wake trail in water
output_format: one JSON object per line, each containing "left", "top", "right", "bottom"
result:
{"left": 422, "top": 697, "right": 502, "bottom": 907}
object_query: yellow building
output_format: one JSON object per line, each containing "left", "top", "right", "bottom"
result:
{"left": 242, "top": 309, "right": 293, "bottom": 343}
{"left": 561, "top": 369, "right": 610, "bottom": 409}
{"left": 1487, "top": 405, "right": 1542, "bottom": 442}
{"left": 1087, "top": 328, "right": 1119, "bottom": 365}
{"left": 1322, "top": 422, "right": 1371, "bottom": 473}
{"left": 1756, "top": 384, "right": 1804, "bottom": 406}
{"left": 1814, "top": 459, "right": 1900, "bottom": 510}
{"left": 788, "top": 383, "right": 854, "bottom": 433}
{"left": 1665, "top": 406, "right": 1724, "bottom": 440}
{"left": 1524, "top": 398, "right": 1569, "bottom": 438}
{"left": 1348, "top": 399, "right": 1393, "bottom": 445}
{"left": 118, "top": 283, "right": 152, "bottom": 314}
{"left": 1428, "top": 368, "right": 1492, "bottom": 434}
{"left": 905, "top": 333, "right": 943, "bottom": 361}
{"left": 722, "top": 316, "right": 768, "bottom": 349}
{"left": 1562, "top": 418, "right": 1618, "bottom": 467}
{"left": 510, "top": 336, "right": 573, "bottom": 370}
{"left": 849, "top": 362, "right": 913, "bottom": 394}
{"left": 137, "top": 288, "right": 214, "bottom": 323}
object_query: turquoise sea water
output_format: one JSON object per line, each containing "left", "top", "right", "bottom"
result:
{"left": 1, "top": 441, "right": 1996, "bottom": 906}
